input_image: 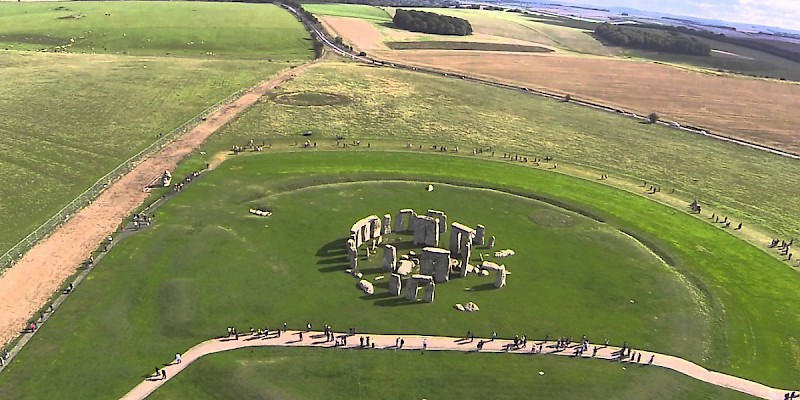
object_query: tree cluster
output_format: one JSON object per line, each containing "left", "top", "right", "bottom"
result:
{"left": 393, "top": 9, "right": 472, "bottom": 36}
{"left": 639, "top": 23, "right": 800, "bottom": 64}
{"left": 594, "top": 23, "right": 711, "bottom": 56}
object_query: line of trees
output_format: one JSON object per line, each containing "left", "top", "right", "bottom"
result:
{"left": 393, "top": 9, "right": 472, "bottom": 36}
{"left": 639, "top": 23, "right": 800, "bottom": 64}
{"left": 594, "top": 23, "right": 711, "bottom": 56}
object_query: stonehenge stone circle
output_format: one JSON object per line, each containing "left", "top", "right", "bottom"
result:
{"left": 344, "top": 209, "right": 508, "bottom": 302}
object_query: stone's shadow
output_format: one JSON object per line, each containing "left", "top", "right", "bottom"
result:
{"left": 469, "top": 283, "right": 496, "bottom": 292}
{"left": 373, "top": 281, "right": 390, "bottom": 290}
{"left": 388, "top": 239, "right": 426, "bottom": 251}
{"left": 358, "top": 267, "right": 385, "bottom": 275}
{"left": 361, "top": 292, "right": 393, "bottom": 301}
{"left": 316, "top": 238, "right": 348, "bottom": 258}
{"left": 317, "top": 256, "right": 347, "bottom": 265}
{"left": 373, "top": 297, "right": 427, "bottom": 307}
{"left": 318, "top": 264, "right": 346, "bottom": 273}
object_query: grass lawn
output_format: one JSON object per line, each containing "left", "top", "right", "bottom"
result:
{"left": 0, "top": 152, "right": 797, "bottom": 398}
{"left": 204, "top": 61, "right": 800, "bottom": 240}
{"left": 0, "top": 2, "right": 313, "bottom": 59}
{"left": 386, "top": 40, "right": 553, "bottom": 52}
{"left": 304, "top": 3, "right": 392, "bottom": 23}
{"left": 149, "top": 347, "right": 755, "bottom": 400}
{"left": 0, "top": 2, "right": 313, "bottom": 258}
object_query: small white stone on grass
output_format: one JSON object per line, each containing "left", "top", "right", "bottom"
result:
{"left": 538, "top": 371, "right": 545, "bottom": 376}
{"left": 630, "top": 299, "right": 635, "bottom": 303}
{"left": 375, "top": 275, "right": 384, "bottom": 280}
{"left": 427, "top": 184, "right": 434, "bottom": 192}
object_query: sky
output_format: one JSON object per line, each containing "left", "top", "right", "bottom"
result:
{"left": 575, "top": 0, "right": 800, "bottom": 31}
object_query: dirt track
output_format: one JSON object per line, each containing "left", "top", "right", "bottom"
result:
{"left": 0, "top": 61, "right": 317, "bottom": 347}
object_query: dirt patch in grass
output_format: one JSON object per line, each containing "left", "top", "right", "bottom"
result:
{"left": 0, "top": 33, "right": 70, "bottom": 46}
{"left": 320, "top": 16, "right": 387, "bottom": 51}
{"left": 386, "top": 41, "right": 553, "bottom": 53}
{"left": 379, "top": 50, "right": 800, "bottom": 154}
{"left": 56, "top": 14, "right": 85, "bottom": 20}
{"left": 271, "top": 91, "right": 351, "bottom": 106}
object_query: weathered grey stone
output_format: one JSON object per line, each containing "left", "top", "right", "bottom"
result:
{"left": 450, "top": 222, "right": 477, "bottom": 255}
{"left": 460, "top": 240, "right": 472, "bottom": 278}
{"left": 488, "top": 235, "right": 496, "bottom": 249}
{"left": 426, "top": 210, "right": 447, "bottom": 233}
{"left": 383, "top": 214, "right": 392, "bottom": 235}
{"left": 422, "top": 247, "right": 451, "bottom": 283}
{"left": 405, "top": 279, "right": 420, "bottom": 300}
{"left": 454, "top": 303, "right": 466, "bottom": 311}
{"left": 347, "top": 238, "right": 358, "bottom": 272}
{"left": 395, "top": 209, "right": 416, "bottom": 232}
{"left": 475, "top": 224, "right": 486, "bottom": 246}
{"left": 382, "top": 244, "right": 397, "bottom": 272}
{"left": 424, "top": 282, "right": 435, "bottom": 303}
{"left": 389, "top": 273, "right": 402, "bottom": 296}
{"left": 494, "top": 268, "right": 507, "bottom": 288}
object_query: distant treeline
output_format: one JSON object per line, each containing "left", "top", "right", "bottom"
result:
{"left": 393, "top": 9, "right": 472, "bottom": 36}
{"left": 594, "top": 23, "right": 711, "bottom": 56}
{"left": 302, "top": 0, "right": 459, "bottom": 7}
{"left": 638, "top": 23, "right": 800, "bottom": 64}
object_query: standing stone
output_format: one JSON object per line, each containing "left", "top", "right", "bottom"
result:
{"left": 460, "top": 241, "right": 472, "bottom": 278}
{"left": 383, "top": 244, "right": 397, "bottom": 272}
{"left": 424, "top": 282, "right": 435, "bottom": 303}
{"left": 494, "top": 267, "right": 507, "bottom": 288}
{"left": 427, "top": 210, "right": 447, "bottom": 233}
{"left": 347, "top": 238, "right": 358, "bottom": 273}
{"left": 431, "top": 219, "right": 440, "bottom": 247}
{"left": 420, "top": 253, "right": 435, "bottom": 275}
{"left": 389, "top": 273, "right": 402, "bottom": 296}
{"left": 405, "top": 279, "right": 420, "bottom": 300}
{"left": 383, "top": 214, "right": 392, "bottom": 235}
{"left": 475, "top": 225, "right": 486, "bottom": 246}
{"left": 449, "top": 230, "right": 461, "bottom": 255}
{"left": 488, "top": 235, "right": 496, "bottom": 249}
{"left": 370, "top": 216, "right": 381, "bottom": 240}
{"left": 395, "top": 211, "right": 406, "bottom": 233}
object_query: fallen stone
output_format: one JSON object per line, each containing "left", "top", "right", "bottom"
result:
{"left": 454, "top": 303, "right": 465, "bottom": 311}
{"left": 494, "top": 249, "right": 515, "bottom": 258}
{"left": 357, "top": 280, "right": 374, "bottom": 295}
{"left": 397, "top": 260, "right": 414, "bottom": 276}
{"left": 465, "top": 301, "right": 480, "bottom": 312}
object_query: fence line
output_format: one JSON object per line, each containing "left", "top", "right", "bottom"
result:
{"left": 0, "top": 84, "right": 256, "bottom": 274}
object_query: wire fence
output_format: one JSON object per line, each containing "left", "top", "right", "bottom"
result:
{"left": 0, "top": 85, "right": 254, "bottom": 274}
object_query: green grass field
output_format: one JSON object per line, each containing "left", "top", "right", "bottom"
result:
{"left": 386, "top": 40, "right": 553, "bottom": 52}
{"left": 0, "top": 2, "right": 313, "bottom": 258}
{"left": 0, "top": 2, "right": 313, "bottom": 59}
{"left": 204, "top": 61, "right": 800, "bottom": 240}
{"left": 0, "top": 152, "right": 797, "bottom": 398}
{"left": 149, "top": 347, "right": 754, "bottom": 400}
{"left": 304, "top": 3, "right": 392, "bottom": 23}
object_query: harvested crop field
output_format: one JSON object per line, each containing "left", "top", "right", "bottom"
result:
{"left": 380, "top": 50, "right": 800, "bottom": 153}
{"left": 386, "top": 41, "right": 553, "bottom": 52}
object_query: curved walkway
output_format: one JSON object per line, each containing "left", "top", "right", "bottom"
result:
{"left": 120, "top": 331, "right": 795, "bottom": 400}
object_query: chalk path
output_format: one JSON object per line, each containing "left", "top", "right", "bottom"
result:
{"left": 120, "top": 331, "right": 795, "bottom": 400}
